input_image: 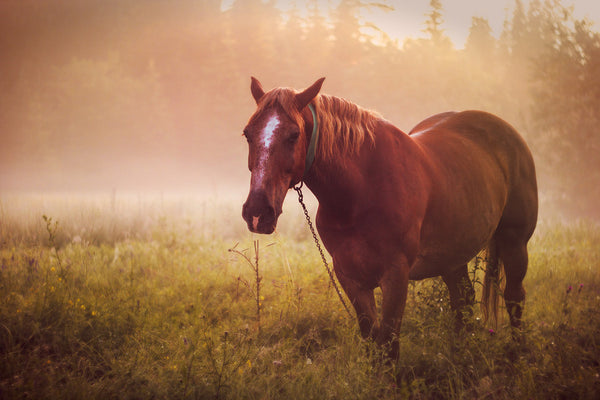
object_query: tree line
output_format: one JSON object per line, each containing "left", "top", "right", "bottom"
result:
{"left": 0, "top": 0, "right": 598, "bottom": 219}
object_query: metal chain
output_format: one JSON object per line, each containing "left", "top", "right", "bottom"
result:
{"left": 293, "top": 183, "right": 353, "bottom": 318}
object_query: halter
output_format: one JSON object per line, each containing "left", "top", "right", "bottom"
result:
{"left": 304, "top": 103, "right": 319, "bottom": 176}
{"left": 292, "top": 103, "right": 352, "bottom": 317}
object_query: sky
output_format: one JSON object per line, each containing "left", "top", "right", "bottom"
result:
{"left": 367, "top": 0, "right": 600, "bottom": 47}
{"left": 2, "top": 0, "right": 598, "bottom": 200}
{"left": 221, "top": 0, "right": 600, "bottom": 48}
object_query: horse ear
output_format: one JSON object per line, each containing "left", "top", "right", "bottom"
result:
{"left": 250, "top": 77, "right": 265, "bottom": 104}
{"left": 296, "top": 77, "right": 325, "bottom": 109}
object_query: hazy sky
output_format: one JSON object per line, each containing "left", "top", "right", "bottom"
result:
{"left": 367, "top": 0, "right": 600, "bottom": 47}
{"left": 2, "top": 0, "right": 598, "bottom": 200}
{"left": 221, "top": 0, "right": 600, "bottom": 48}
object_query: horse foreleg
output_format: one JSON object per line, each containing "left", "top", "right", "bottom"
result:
{"left": 378, "top": 264, "right": 410, "bottom": 359}
{"left": 336, "top": 272, "right": 378, "bottom": 339}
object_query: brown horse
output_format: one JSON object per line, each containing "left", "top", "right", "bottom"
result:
{"left": 241, "top": 77, "right": 538, "bottom": 356}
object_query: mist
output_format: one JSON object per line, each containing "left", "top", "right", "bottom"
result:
{"left": 1, "top": 0, "right": 599, "bottom": 219}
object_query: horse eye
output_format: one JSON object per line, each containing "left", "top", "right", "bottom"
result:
{"left": 288, "top": 130, "right": 300, "bottom": 143}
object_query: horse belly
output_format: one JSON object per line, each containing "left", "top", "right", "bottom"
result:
{"left": 410, "top": 177, "right": 506, "bottom": 279}
{"left": 409, "top": 221, "right": 497, "bottom": 279}
{"left": 409, "top": 237, "right": 490, "bottom": 280}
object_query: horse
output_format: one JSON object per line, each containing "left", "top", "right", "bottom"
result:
{"left": 241, "top": 77, "right": 538, "bottom": 357}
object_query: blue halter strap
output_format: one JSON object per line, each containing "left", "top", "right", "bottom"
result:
{"left": 304, "top": 103, "right": 319, "bottom": 176}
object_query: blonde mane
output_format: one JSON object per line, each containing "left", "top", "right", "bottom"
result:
{"left": 314, "top": 94, "right": 380, "bottom": 160}
{"left": 252, "top": 88, "right": 380, "bottom": 161}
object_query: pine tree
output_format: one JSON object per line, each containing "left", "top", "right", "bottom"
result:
{"left": 423, "top": 0, "right": 451, "bottom": 49}
{"left": 465, "top": 16, "right": 496, "bottom": 62}
{"left": 528, "top": 1, "right": 600, "bottom": 218}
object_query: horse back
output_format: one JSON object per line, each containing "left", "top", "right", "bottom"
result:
{"left": 409, "top": 111, "right": 457, "bottom": 135}
{"left": 413, "top": 111, "right": 536, "bottom": 194}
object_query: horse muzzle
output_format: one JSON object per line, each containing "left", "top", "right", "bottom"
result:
{"left": 242, "top": 189, "right": 282, "bottom": 234}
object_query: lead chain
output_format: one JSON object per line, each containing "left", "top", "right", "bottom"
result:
{"left": 293, "top": 184, "right": 353, "bottom": 318}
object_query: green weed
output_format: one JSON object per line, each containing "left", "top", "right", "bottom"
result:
{"left": 0, "top": 195, "right": 599, "bottom": 399}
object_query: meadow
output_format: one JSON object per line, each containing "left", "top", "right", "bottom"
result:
{"left": 0, "top": 193, "right": 599, "bottom": 399}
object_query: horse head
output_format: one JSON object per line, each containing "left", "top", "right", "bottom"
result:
{"left": 242, "top": 77, "right": 324, "bottom": 234}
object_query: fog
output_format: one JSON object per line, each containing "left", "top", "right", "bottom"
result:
{"left": 1, "top": 0, "right": 599, "bottom": 219}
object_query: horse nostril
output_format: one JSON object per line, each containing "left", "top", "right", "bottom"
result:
{"left": 242, "top": 190, "right": 278, "bottom": 233}
{"left": 252, "top": 216, "right": 260, "bottom": 231}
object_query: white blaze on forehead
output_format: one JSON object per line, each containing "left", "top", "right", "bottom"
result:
{"left": 253, "top": 112, "right": 281, "bottom": 187}
{"left": 262, "top": 114, "right": 280, "bottom": 147}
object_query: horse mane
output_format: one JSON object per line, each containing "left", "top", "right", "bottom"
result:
{"left": 252, "top": 88, "right": 380, "bottom": 161}
{"left": 314, "top": 94, "right": 380, "bottom": 160}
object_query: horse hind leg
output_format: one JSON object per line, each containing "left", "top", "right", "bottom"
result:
{"left": 496, "top": 233, "right": 529, "bottom": 328}
{"left": 442, "top": 264, "right": 476, "bottom": 330}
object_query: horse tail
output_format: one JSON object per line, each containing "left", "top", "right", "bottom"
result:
{"left": 481, "top": 237, "right": 504, "bottom": 328}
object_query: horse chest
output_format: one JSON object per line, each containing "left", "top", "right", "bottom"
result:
{"left": 317, "top": 217, "right": 409, "bottom": 287}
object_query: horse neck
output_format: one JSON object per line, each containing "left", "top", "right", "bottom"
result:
{"left": 303, "top": 117, "right": 420, "bottom": 216}
{"left": 304, "top": 155, "right": 362, "bottom": 209}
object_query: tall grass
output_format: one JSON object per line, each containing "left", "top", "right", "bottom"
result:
{"left": 0, "top": 194, "right": 599, "bottom": 399}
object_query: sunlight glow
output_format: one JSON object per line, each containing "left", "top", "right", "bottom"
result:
{"left": 222, "top": 0, "right": 600, "bottom": 48}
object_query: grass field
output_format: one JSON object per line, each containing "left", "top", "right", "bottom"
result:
{"left": 1, "top": 193, "right": 599, "bottom": 399}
